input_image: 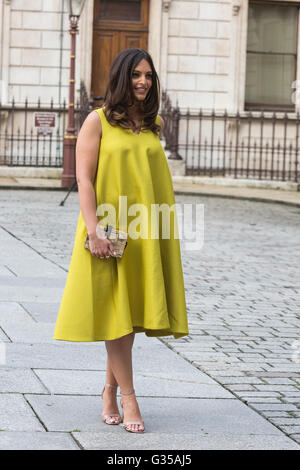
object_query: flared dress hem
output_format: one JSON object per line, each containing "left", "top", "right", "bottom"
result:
{"left": 53, "top": 325, "right": 188, "bottom": 342}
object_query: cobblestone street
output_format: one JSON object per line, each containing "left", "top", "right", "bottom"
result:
{"left": 0, "top": 188, "right": 299, "bottom": 448}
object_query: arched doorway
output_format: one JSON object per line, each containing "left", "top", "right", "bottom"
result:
{"left": 91, "top": 0, "right": 150, "bottom": 105}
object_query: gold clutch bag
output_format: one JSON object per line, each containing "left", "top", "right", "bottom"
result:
{"left": 84, "top": 224, "right": 128, "bottom": 258}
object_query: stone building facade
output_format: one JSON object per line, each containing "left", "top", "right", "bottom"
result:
{"left": 1, "top": 0, "right": 299, "bottom": 112}
{"left": 1, "top": 0, "right": 299, "bottom": 181}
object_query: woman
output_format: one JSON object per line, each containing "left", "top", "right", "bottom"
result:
{"left": 54, "top": 48, "right": 189, "bottom": 433}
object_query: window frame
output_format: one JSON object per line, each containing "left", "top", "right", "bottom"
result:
{"left": 245, "top": 0, "right": 300, "bottom": 111}
{"left": 94, "top": 0, "right": 148, "bottom": 28}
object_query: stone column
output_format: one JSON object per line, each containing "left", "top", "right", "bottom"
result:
{"left": 160, "top": 0, "right": 171, "bottom": 92}
{"left": 78, "top": 0, "right": 94, "bottom": 98}
{"left": 148, "top": 0, "right": 163, "bottom": 76}
{"left": 229, "top": 0, "right": 249, "bottom": 113}
{"left": 0, "top": 0, "right": 11, "bottom": 104}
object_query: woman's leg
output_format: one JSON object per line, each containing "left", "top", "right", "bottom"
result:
{"left": 105, "top": 331, "right": 144, "bottom": 432}
{"left": 102, "top": 334, "right": 135, "bottom": 424}
{"left": 101, "top": 355, "right": 120, "bottom": 424}
{"left": 102, "top": 332, "right": 137, "bottom": 425}
{"left": 105, "top": 332, "right": 135, "bottom": 385}
{"left": 105, "top": 356, "right": 118, "bottom": 386}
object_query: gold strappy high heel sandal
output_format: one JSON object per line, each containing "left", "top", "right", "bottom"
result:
{"left": 101, "top": 383, "right": 121, "bottom": 425}
{"left": 120, "top": 389, "right": 145, "bottom": 433}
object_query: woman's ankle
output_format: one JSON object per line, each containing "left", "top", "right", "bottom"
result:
{"left": 103, "top": 385, "right": 118, "bottom": 396}
{"left": 105, "top": 382, "right": 118, "bottom": 388}
{"left": 120, "top": 388, "right": 135, "bottom": 396}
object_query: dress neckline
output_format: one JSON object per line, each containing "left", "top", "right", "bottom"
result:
{"left": 130, "top": 118, "right": 144, "bottom": 135}
{"left": 130, "top": 128, "right": 142, "bottom": 135}
{"left": 101, "top": 107, "right": 145, "bottom": 135}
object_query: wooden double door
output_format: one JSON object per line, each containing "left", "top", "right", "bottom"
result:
{"left": 91, "top": 0, "right": 150, "bottom": 104}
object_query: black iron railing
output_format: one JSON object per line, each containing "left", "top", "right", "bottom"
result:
{"left": 2, "top": 86, "right": 300, "bottom": 182}
{"left": 160, "top": 91, "right": 300, "bottom": 182}
{"left": 0, "top": 81, "right": 93, "bottom": 167}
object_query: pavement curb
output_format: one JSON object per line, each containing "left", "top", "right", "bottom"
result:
{"left": 0, "top": 177, "right": 300, "bottom": 208}
{"left": 173, "top": 188, "right": 300, "bottom": 208}
{"left": 0, "top": 185, "right": 67, "bottom": 191}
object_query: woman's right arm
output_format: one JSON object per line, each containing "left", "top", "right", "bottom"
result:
{"left": 76, "top": 111, "right": 114, "bottom": 258}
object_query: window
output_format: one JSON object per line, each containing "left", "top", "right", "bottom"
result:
{"left": 245, "top": 2, "right": 298, "bottom": 110}
{"left": 99, "top": 0, "right": 141, "bottom": 22}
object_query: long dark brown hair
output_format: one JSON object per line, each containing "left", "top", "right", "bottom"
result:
{"left": 103, "top": 48, "right": 161, "bottom": 135}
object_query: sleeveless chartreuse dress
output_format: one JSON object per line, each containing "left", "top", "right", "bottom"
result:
{"left": 53, "top": 107, "right": 189, "bottom": 341}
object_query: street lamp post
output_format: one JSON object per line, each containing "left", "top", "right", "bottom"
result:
{"left": 61, "top": 0, "right": 86, "bottom": 188}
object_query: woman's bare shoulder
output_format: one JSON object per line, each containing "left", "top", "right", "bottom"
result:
{"left": 79, "top": 109, "right": 102, "bottom": 138}
{"left": 85, "top": 109, "right": 102, "bottom": 126}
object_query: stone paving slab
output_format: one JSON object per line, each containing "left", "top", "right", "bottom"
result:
{"left": 71, "top": 431, "right": 300, "bottom": 450}
{"left": 0, "top": 432, "right": 79, "bottom": 450}
{"left": 20, "top": 302, "right": 61, "bottom": 323}
{"left": 0, "top": 283, "right": 64, "bottom": 303}
{"left": 0, "top": 265, "right": 15, "bottom": 277}
{"left": 0, "top": 231, "right": 65, "bottom": 279}
{"left": 0, "top": 261, "right": 64, "bottom": 280}
{"left": 131, "top": 334, "right": 224, "bottom": 383}
{"left": 0, "top": 368, "right": 48, "bottom": 394}
{"left": 0, "top": 301, "right": 33, "bottom": 318}
{"left": 0, "top": 301, "right": 57, "bottom": 343}
{"left": 24, "top": 394, "right": 285, "bottom": 436}
{"left": 33, "top": 368, "right": 232, "bottom": 398}
{"left": 3, "top": 342, "right": 107, "bottom": 370}
{"left": 0, "top": 328, "right": 9, "bottom": 342}
{"left": 0, "top": 395, "right": 44, "bottom": 431}
{"left": 0, "top": 276, "right": 65, "bottom": 288}
{"left": 1, "top": 319, "right": 56, "bottom": 344}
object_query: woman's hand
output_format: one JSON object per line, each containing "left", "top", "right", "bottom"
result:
{"left": 88, "top": 233, "right": 115, "bottom": 259}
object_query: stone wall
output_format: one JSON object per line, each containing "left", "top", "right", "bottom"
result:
{"left": 0, "top": 0, "right": 246, "bottom": 112}
{"left": 4, "top": 0, "right": 70, "bottom": 105}
{"left": 166, "top": 0, "right": 233, "bottom": 111}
